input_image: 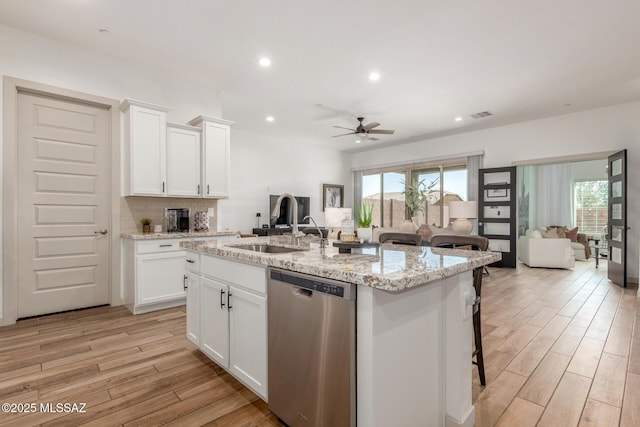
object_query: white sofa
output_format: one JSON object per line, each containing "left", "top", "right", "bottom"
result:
{"left": 518, "top": 230, "right": 575, "bottom": 269}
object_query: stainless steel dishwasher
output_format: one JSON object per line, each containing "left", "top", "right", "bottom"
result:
{"left": 268, "top": 268, "right": 356, "bottom": 427}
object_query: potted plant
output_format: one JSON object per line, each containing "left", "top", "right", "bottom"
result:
{"left": 141, "top": 218, "right": 152, "bottom": 234}
{"left": 355, "top": 202, "right": 373, "bottom": 242}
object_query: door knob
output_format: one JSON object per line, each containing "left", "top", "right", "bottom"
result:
{"left": 94, "top": 229, "right": 108, "bottom": 235}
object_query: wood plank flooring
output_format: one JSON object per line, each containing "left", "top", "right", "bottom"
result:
{"left": 0, "top": 306, "right": 282, "bottom": 426}
{"left": 0, "top": 258, "right": 636, "bottom": 426}
{"left": 475, "top": 259, "right": 639, "bottom": 426}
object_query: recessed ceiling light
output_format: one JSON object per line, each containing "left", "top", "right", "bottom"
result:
{"left": 266, "top": 116, "right": 274, "bottom": 122}
{"left": 355, "top": 139, "right": 362, "bottom": 144}
{"left": 454, "top": 117, "right": 463, "bottom": 122}
{"left": 98, "top": 29, "right": 111, "bottom": 34}
{"left": 259, "top": 57, "right": 271, "bottom": 67}
{"left": 368, "top": 72, "right": 380, "bottom": 81}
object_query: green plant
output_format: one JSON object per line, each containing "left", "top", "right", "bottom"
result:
{"left": 355, "top": 202, "right": 373, "bottom": 228}
{"left": 401, "top": 177, "right": 438, "bottom": 217}
{"left": 140, "top": 218, "right": 152, "bottom": 226}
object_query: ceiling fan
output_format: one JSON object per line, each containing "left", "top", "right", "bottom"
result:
{"left": 332, "top": 117, "right": 395, "bottom": 141}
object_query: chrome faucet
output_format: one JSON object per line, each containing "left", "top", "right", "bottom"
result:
{"left": 271, "top": 193, "right": 305, "bottom": 245}
{"left": 303, "top": 215, "right": 326, "bottom": 250}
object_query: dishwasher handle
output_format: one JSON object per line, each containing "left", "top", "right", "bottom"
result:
{"left": 293, "top": 287, "right": 312, "bottom": 298}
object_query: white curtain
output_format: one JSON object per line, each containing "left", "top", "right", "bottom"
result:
{"left": 353, "top": 170, "right": 363, "bottom": 208}
{"left": 467, "top": 154, "right": 482, "bottom": 234}
{"left": 536, "top": 163, "right": 573, "bottom": 228}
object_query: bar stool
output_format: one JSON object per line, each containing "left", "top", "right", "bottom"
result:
{"left": 378, "top": 232, "right": 422, "bottom": 246}
{"left": 430, "top": 235, "right": 489, "bottom": 386}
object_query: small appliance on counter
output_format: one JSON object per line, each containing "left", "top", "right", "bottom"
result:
{"left": 165, "top": 208, "right": 190, "bottom": 232}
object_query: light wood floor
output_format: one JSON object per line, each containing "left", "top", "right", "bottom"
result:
{"left": 0, "top": 259, "right": 637, "bottom": 426}
{"left": 0, "top": 306, "right": 282, "bottom": 426}
{"left": 475, "top": 259, "right": 639, "bottom": 426}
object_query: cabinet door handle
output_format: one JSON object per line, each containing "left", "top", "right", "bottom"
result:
{"left": 186, "top": 259, "right": 195, "bottom": 263}
{"left": 159, "top": 244, "right": 173, "bottom": 247}
{"left": 207, "top": 184, "right": 210, "bottom": 195}
{"left": 183, "top": 275, "right": 188, "bottom": 290}
{"left": 162, "top": 181, "right": 165, "bottom": 192}
{"left": 197, "top": 184, "right": 200, "bottom": 194}
{"left": 220, "top": 289, "right": 226, "bottom": 309}
{"left": 227, "top": 292, "right": 232, "bottom": 311}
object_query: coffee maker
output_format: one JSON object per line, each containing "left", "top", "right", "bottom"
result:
{"left": 165, "top": 208, "right": 190, "bottom": 232}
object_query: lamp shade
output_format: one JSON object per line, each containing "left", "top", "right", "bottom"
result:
{"left": 449, "top": 201, "right": 477, "bottom": 219}
{"left": 325, "top": 207, "right": 353, "bottom": 227}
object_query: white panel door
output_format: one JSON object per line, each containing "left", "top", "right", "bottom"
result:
{"left": 229, "top": 285, "right": 267, "bottom": 398}
{"left": 166, "top": 125, "right": 201, "bottom": 197}
{"left": 17, "top": 92, "right": 110, "bottom": 318}
{"left": 200, "top": 276, "right": 230, "bottom": 368}
{"left": 203, "top": 121, "right": 230, "bottom": 198}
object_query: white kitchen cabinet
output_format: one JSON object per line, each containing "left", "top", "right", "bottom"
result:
{"left": 188, "top": 252, "right": 267, "bottom": 399}
{"left": 123, "top": 235, "right": 237, "bottom": 315}
{"left": 228, "top": 285, "right": 268, "bottom": 397}
{"left": 166, "top": 124, "right": 201, "bottom": 197}
{"left": 185, "top": 271, "right": 200, "bottom": 346}
{"left": 188, "top": 115, "right": 233, "bottom": 198}
{"left": 200, "top": 276, "right": 230, "bottom": 366}
{"left": 121, "top": 99, "right": 170, "bottom": 196}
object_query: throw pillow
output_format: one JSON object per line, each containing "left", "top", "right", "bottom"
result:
{"left": 566, "top": 227, "right": 579, "bottom": 242}
{"left": 549, "top": 225, "right": 568, "bottom": 238}
{"left": 540, "top": 228, "right": 558, "bottom": 239}
{"left": 529, "top": 230, "right": 543, "bottom": 239}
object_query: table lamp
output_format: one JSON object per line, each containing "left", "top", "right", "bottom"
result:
{"left": 449, "top": 201, "right": 477, "bottom": 235}
{"left": 325, "top": 207, "right": 352, "bottom": 239}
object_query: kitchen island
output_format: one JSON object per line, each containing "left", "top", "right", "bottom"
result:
{"left": 182, "top": 236, "right": 500, "bottom": 427}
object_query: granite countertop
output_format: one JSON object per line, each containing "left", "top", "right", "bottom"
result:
{"left": 181, "top": 236, "right": 501, "bottom": 292}
{"left": 121, "top": 231, "right": 238, "bottom": 240}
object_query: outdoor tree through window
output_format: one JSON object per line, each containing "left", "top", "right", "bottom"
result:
{"left": 574, "top": 180, "right": 608, "bottom": 235}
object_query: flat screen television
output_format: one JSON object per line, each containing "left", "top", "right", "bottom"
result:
{"left": 270, "top": 195, "right": 310, "bottom": 226}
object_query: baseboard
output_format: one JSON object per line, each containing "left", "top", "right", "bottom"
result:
{"left": 446, "top": 405, "right": 475, "bottom": 427}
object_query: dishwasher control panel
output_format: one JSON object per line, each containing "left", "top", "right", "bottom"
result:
{"left": 269, "top": 269, "right": 355, "bottom": 299}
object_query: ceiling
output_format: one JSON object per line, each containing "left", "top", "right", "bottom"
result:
{"left": 2, "top": 0, "right": 640, "bottom": 152}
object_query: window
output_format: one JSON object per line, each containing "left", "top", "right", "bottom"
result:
{"left": 574, "top": 180, "right": 608, "bottom": 235}
{"left": 361, "top": 162, "right": 467, "bottom": 228}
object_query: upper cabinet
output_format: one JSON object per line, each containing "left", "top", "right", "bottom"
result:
{"left": 121, "top": 99, "right": 233, "bottom": 199}
{"left": 121, "top": 99, "right": 170, "bottom": 196}
{"left": 166, "top": 124, "right": 202, "bottom": 197}
{"left": 189, "top": 116, "right": 234, "bottom": 198}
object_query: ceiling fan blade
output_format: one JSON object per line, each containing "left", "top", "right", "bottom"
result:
{"left": 363, "top": 122, "right": 380, "bottom": 131}
{"left": 368, "top": 129, "right": 395, "bottom": 134}
{"left": 332, "top": 132, "right": 356, "bottom": 137}
{"left": 333, "top": 125, "right": 356, "bottom": 131}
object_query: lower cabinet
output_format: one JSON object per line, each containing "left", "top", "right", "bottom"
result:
{"left": 200, "top": 276, "right": 230, "bottom": 366}
{"left": 136, "top": 251, "right": 187, "bottom": 305}
{"left": 185, "top": 271, "right": 200, "bottom": 346}
{"left": 187, "top": 252, "right": 268, "bottom": 400}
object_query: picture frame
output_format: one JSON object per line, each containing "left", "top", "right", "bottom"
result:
{"left": 323, "top": 184, "right": 344, "bottom": 211}
{"left": 486, "top": 188, "right": 508, "bottom": 198}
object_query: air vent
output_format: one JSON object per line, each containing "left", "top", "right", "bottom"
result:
{"left": 470, "top": 111, "right": 493, "bottom": 119}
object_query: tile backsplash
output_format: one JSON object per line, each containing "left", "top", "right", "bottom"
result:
{"left": 121, "top": 196, "right": 218, "bottom": 233}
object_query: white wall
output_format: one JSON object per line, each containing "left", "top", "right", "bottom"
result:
{"left": 0, "top": 25, "right": 223, "bottom": 320}
{"left": 217, "top": 129, "right": 352, "bottom": 233}
{"left": 352, "top": 102, "right": 640, "bottom": 282}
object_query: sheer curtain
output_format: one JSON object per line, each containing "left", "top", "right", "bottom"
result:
{"left": 536, "top": 163, "right": 573, "bottom": 227}
{"left": 352, "top": 170, "right": 363, "bottom": 208}
{"left": 467, "top": 154, "right": 482, "bottom": 234}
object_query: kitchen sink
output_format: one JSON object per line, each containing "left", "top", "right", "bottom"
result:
{"left": 230, "top": 244, "right": 307, "bottom": 254}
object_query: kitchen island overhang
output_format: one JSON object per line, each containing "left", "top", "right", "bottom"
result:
{"left": 182, "top": 236, "right": 501, "bottom": 427}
